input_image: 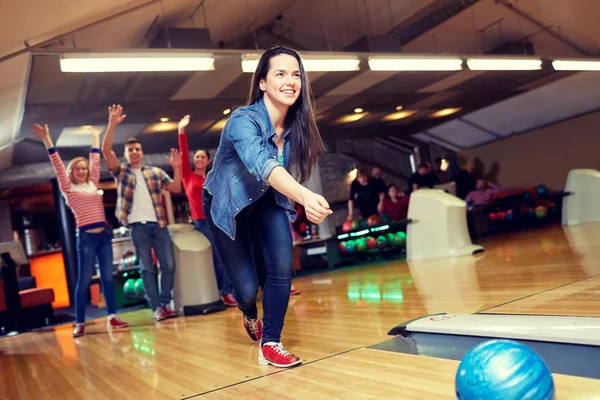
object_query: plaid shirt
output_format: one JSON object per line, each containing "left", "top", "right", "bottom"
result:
{"left": 111, "top": 164, "right": 173, "bottom": 228}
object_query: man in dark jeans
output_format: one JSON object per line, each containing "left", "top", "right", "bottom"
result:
{"left": 102, "top": 104, "right": 182, "bottom": 321}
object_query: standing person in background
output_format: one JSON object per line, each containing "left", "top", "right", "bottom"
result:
{"left": 177, "top": 115, "right": 237, "bottom": 307}
{"left": 102, "top": 104, "right": 182, "bottom": 321}
{"left": 202, "top": 46, "right": 332, "bottom": 368}
{"left": 32, "top": 123, "right": 128, "bottom": 337}
{"left": 347, "top": 165, "right": 383, "bottom": 220}
{"left": 371, "top": 167, "right": 387, "bottom": 195}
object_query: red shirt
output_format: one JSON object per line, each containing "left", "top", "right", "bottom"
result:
{"left": 178, "top": 132, "right": 206, "bottom": 221}
{"left": 381, "top": 197, "right": 409, "bottom": 221}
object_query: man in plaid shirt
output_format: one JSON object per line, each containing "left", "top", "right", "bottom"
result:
{"left": 102, "top": 105, "right": 182, "bottom": 321}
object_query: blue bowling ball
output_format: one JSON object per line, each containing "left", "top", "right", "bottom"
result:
{"left": 456, "top": 340, "right": 555, "bottom": 400}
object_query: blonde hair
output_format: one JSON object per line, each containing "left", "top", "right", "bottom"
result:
{"left": 67, "top": 157, "right": 90, "bottom": 184}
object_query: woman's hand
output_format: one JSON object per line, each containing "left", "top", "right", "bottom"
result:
{"left": 178, "top": 115, "right": 190, "bottom": 134}
{"left": 32, "top": 123, "right": 49, "bottom": 139}
{"left": 302, "top": 191, "right": 333, "bottom": 224}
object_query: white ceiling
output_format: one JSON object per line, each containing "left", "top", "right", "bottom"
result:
{"left": 0, "top": 0, "right": 600, "bottom": 181}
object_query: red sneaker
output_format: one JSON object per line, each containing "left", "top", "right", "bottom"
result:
{"left": 290, "top": 286, "right": 301, "bottom": 296}
{"left": 162, "top": 305, "right": 177, "bottom": 319}
{"left": 107, "top": 316, "right": 128, "bottom": 330}
{"left": 259, "top": 342, "right": 302, "bottom": 368}
{"left": 73, "top": 324, "right": 85, "bottom": 337}
{"left": 223, "top": 294, "right": 238, "bottom": 307}
{"left": 242, "top": 315, "right": 262, "bottom": 342}
{"left": 153, "top": 307, "right": 171, "bottom": 321}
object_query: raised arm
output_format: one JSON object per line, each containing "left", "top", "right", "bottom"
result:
{"left": 165, "top": 149, "right": 182, "bottom": 193}
{"left": 177, "top": 115, "right": 192, "bottom": 182}
{"left": 32, "top": 124, "right": 70, "bottom": 193}
{"left": 102, "top": 104, "right": 126, "bottom": 172}
{"left": 226, "top": 114, "right": 332, "bottom": 224}
{"left": 87, "top": 127, "right": 102, "bottom": 185}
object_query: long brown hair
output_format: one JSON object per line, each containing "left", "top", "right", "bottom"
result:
{"left": 67, "top": 157, "right": 90, "bottom": 184}
{"left": 247, "top": 46, "right": 325, "bottom": 184}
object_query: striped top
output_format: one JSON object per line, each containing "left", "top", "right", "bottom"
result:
{"left": 48, "top": 148, "right": 107, "bottom": 230}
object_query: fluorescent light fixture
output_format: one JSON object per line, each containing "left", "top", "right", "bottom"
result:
{"left": 552, "top": 59, "right": 600, "bottom": 71}
{"left": 368, "top": 57, "right": 463, "bottom": 71}
{"left": 466, "top": 58, "right": 542, "bottom": 70}
{"left": 60, "top": 52, "right": 215, "bottom": 72}
{"left": 241, "top": 56, "right": 360, "bottom": 73}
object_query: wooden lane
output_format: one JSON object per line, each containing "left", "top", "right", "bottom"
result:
{"left": 2, "top": 223, "right": 600, "bottom": 398}
{"left": 483, "top": 275, "right": 600, "bottom": 317}
{"left": 200, "top": 348, "right": 600, "bottom": 400}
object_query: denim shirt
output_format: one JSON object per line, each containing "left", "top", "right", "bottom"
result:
{"left": 204, "top": 98, "right": 296, "bottom": 240}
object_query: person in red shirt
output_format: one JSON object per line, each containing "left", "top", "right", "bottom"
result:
{"left": 177, "top": 115, "right": 237, "bottom": 307}
{"left": 377, "top": 184, "right": 410, "bottom": 221}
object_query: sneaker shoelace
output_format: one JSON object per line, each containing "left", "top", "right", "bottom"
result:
{"left": 270, "top": 343, "right": 291, "bottom": 357}
{"left": 247, "top": 318, "right": 260, "bottom": 334}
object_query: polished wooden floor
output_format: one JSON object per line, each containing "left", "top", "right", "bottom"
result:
{"left": 2, "top": 223, "right": 600, "bottom": 399}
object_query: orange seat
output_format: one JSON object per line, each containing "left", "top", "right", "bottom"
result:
{"left": 19, "top": 288, "right": 55, "bottom": 309}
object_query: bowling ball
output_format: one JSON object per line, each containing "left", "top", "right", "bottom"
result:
{"left": 346, "top": 240, "right": 356, "bottom": 254}
{"left": 536, "top": 184, "right": 549, "bottom": 198}
{"left": 456, "top": 339, "right": 554, "bottom": 400}
{"left": 359, "top": 219, "right": 369, "bottom": 229}
{"left": 386, "top": 232, "right": 396, "bottom": 243}
{"left": 505, "top": 209, "right": 514, "bottom": 221}
{"left": 134, "top": 278, "right": 145, "bottom": 297}
{"left": 355, "top": 238, "right": 368, "bottom": 252}
{"left": 123, "top": 279, "right": 136, "bottom": 296}
{"left": 489, "top": 212, "right": 497, "bottom": 222}
{"left": 496, "top": 211, "right": 506, "bottom": 221}
{"left": 394, "top": 231, "right": 407, "bottom": 246}
{"left": 342, "top": 221, "right": 353, "bottom": 232}
{"left": 365, "top": 236, "right": 377, "bottom": 249}
{"left": 351, "top": 219, "right": 361, "bottom": 230}
{"left": 367, "top": 214, "right": 382, "bottom": 227}
{"left": 376, "top": 235, "right": 387, "bottom": 249}
{"left": 535, "top": 205, "right": 548, "bottom": 219}
{"left": 338, "top": 241, "right": 348, "bottom": 254}
{"left": 380, "top": 213, "right": 392, "bottom": 224}
{"left": 523, "top": 191, "right": 533, "bottom": 200}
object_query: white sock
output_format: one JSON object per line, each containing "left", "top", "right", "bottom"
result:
{"left": 107, "top": 314, "right": 117, "bottom": 320}
{"left": 75, "top": 322, "right": 85, "bottom": 327}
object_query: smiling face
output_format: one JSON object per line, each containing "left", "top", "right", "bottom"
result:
{"left": 70, "top": 159, "right": 89, "bottom": 184}
{"left": 193, "top": 150, "right": 209, "bottom": 171}
{"left": 125, "top": 142, "right": 143, "bottom": 166}
{"left": 259, "top": 54, "right": 302, "bottom": 109}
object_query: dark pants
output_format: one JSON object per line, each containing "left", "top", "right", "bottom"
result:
{"left": 193, "top": 219, "right": 232, "bottom": 296}
{"left": 129, "top": 222, "right": 176, "bottom": 311}
{"left": 203, "top": 188, "right": 292, "bottom": 344}
{"left": 75, "top": 227, "right": 117, "bottom": 323}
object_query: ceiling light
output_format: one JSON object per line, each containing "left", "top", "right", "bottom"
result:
{"left": 466, "top": 58, "right": 542, "bottom": 70}
{"left": 223, "top": 109, "right": 231, "bottom": 115}
{"left": 382, "top": 110, "right": 417, "bottom": 121}
{"left": 354, "top": 108, "right": 363, "bottom": 113}
{"left": 160, "top": 118, "right": 169, "bottom": 122}
{"left": 60, "top": 52, "right": 215, "bottom": 72}
{"left": 431, "top": 108, "right": 462, "bottom": 118}
{"left": 336, "top": 113, "right": 367, "bottom": 124}
{"left": 368, "top": 57, "right": 463, "bottom": 71}
{"left": 241, "top": 56, "right": 360, "bottom": 73}
{"left": 395, "top": 105, "right": 403, "bottom": 111}
{"left": 552, "top": 59, "right": 600, "bottom": 71}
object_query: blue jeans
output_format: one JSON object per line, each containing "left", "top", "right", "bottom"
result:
{"left": 129, "top": 222, "right": 176, "bottom": 311}
{"left": 203, "top": 188, "right": 292, "bottom": 344}
{"left": 194, "top": 219, "right": 232, "bottom": 296}
{"left": 75, "top": 227, "right": 117, "bottom": 323}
